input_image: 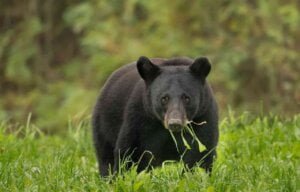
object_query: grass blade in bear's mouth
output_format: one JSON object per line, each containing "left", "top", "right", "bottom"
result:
{"left": 168, "top": 130, "right": 179, "bottom": 153}
{"left": 185, "top": 123, "right": 207, "bottom": 152}
{"left": 168, "top": 121, "right": 207, "bottom": 154}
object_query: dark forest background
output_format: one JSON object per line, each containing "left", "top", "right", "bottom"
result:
{"left": 0, "top": 0, "right": 299, "bottom": 133}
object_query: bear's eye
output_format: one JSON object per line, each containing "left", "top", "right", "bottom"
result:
{"left": 182, "top": 95, "right": 190, "bottom": 104}
{"left": 161, "top": 95, "right": 169, "bottom": 105}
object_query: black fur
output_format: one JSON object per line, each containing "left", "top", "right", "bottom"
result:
{"left": 92, "top": 57, "right": 219, "bottom": 176}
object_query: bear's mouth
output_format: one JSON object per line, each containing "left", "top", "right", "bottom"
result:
{"left": 168, "top": 122, "right": 183, "bottom": 132}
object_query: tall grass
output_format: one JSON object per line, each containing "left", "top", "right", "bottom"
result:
{"left": 0, "top": 113, "right": 299, "bottom": 191}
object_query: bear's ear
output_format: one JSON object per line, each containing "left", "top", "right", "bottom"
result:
{"left": 189, "top": 57, "right": 211, "bottom": 81}
{"left": 137, "top": 56, "right": 160, "bottom": 83}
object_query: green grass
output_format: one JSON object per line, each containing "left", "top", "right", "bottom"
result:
{"left": 0, "top": 113, "right": 299, "bottom": 191}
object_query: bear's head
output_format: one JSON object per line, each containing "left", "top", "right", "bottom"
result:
{"left": 137, "top": 56, "right": 211, "bottom": 132}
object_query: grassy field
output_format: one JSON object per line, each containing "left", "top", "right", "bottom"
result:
{"left": 0, "top": 113, "right": 299, "bottom": 191}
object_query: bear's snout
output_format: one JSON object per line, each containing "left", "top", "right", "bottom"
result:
{"left": 164, "top": 109, "right": 187, "bottom": 132}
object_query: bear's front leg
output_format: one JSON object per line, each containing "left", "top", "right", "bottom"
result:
{"left": 113, "top": 131, "right": 136, "bottom": 174}
{"left": 199, "top": 149, "right": 216, "bottom": 173}
{"left": 183, "top": 144, "right": 217, "bottom": 173}
{"left": 189, "top": 113, "right": 218, "bottom": 173}
{"left": 113, "top": 133, "right": 153, "bottom": 174}
{"left": 113, "top": 115, "right": 143, "bottom": 175}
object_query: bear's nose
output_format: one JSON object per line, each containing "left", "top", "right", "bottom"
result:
{"left": 168, "top": 119, "right": 183, "bottom": 132}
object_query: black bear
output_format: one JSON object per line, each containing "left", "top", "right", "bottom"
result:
{"left": 92, "top": 56, "right": 219, "bottom": 176}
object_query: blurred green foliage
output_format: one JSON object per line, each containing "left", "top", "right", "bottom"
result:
{"left": 0, "top": 0, "right": 299, "bottom": 133}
